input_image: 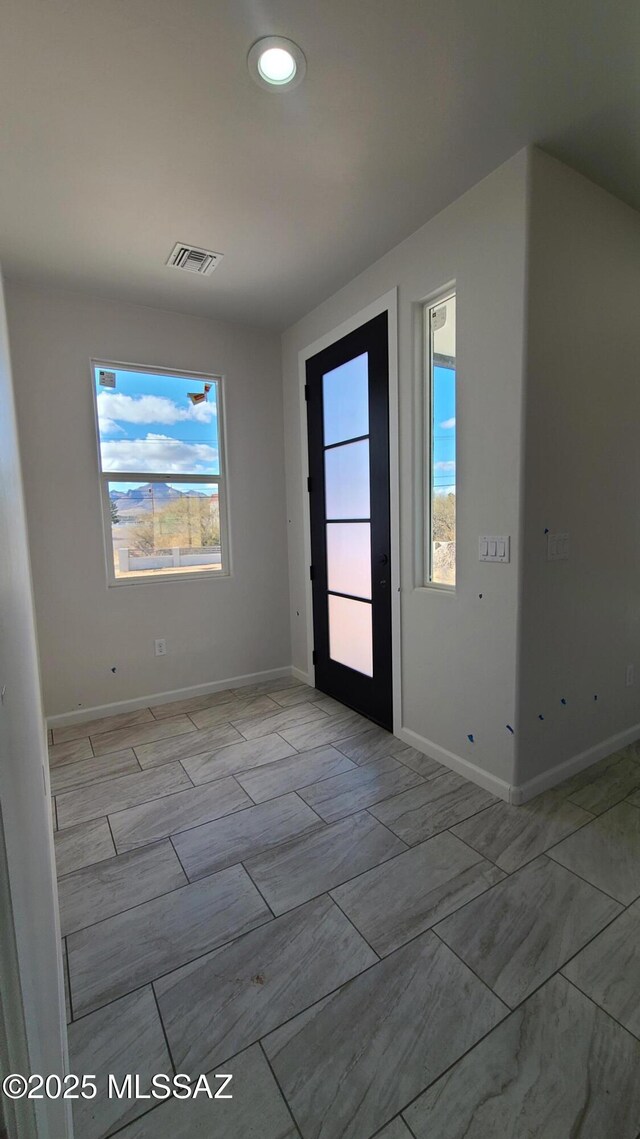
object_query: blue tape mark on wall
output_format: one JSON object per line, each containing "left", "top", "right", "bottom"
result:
{"left": 467, "top": 733, "right": 475, "bottom": 743}
{"left": 544, "top": 528, "right": 549, "bottom": 534}
{"left": 561, "top": 698, "right": 567, "bottom": 705}
{"left": 506, "top": 724, "right": 514, "bottom": 734}
{"left": 594, "top": 694, "right": 598, "bottom": 701}
{"left": 538, "top": 714, "right": 544, "bottom": 720}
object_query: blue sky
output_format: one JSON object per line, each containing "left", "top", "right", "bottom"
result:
{"left": 432, "top": 362, "right": 456, "bottom": 494}
{"left": 95, "top": 367, "right": 219, "bottom": 482}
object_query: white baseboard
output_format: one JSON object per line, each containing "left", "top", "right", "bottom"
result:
{"left": 395, "top": 726, "right": 512, "bottom": 803}
{"left": 46, "top": 666, "right": 294, "bottom": 728}
{"left": 291, "top": 665, "right": 314, "bottom": 686}
{"left": 511, "top": 720, "right": 640, "bottom": 804}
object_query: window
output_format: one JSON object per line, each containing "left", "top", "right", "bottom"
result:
{"left": 426, "top": 292, "right": 456, "bottom": 587}
{"left": 92, "top": 362, "right": 228, "bottom": 583}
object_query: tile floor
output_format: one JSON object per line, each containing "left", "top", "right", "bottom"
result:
{"left": 50, "top": 681, "right": 640, "bottom": 1138}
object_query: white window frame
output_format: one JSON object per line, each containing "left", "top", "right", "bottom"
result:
{"left": 90, "top": 358, "right": 231, "bottom": 587}
{"left": 424, "top": 290, "right": 456, "bottom": 590}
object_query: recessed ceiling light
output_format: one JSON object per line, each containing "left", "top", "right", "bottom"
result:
{"left": 248, "top": 36, "right": 306, "bottom": 91}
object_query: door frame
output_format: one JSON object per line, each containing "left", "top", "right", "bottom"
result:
{"left": 297, "top": 288, "right": 401, "bottom": 733}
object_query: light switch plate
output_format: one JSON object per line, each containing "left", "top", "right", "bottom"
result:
{"left": 479, "top": 535, "right": 510, "bottom": 563}
{"left": 547, "top": 532, "right": 569, "bottom": 561}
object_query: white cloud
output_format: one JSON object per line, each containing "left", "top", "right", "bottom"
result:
{"left": 435, "top": 460, "right": 456, "bottom": 472}
{"left": 101, "top": 433, "right": 218, "bottom": 474}
{"left": 97, "top": 391, "right": 216, "bottom": 427}
{"left": 98, "top": 417, "right": 125, "bottom": 436}
{"left": 440, "top": 417, "right": 456, "bottom": 429}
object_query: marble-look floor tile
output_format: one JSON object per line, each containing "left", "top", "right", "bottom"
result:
{"left": 114, "top": 1043, "right": 299, "bottom": 1138}
{"left": 53, "top": 707, "right": 153, "bottom": 746}
{"left": 311, "top": 695, "right": 350, "bottom": 716}
{"left": 557, "top": 742, "right": 640, "bottom": 798}
{"left": 404, "top": 975, "right": 640, "bottom": 1139}
{"left": 333, "top": 725, "right": 399, "bottom": 764}
{"left": 232, "top": 702, "right": 329, "bottom": 742}
{"left": 245, "top": 810, "right": 407, "bottom": 915}
{"left": 563, "top": 900, "right": 640, "bottom": 1038}
{"left": 332, "top": 832, "right": 505, "bottom": 957}
{"left": 189, "top": 694, "right": 280, "bottom": 731}
{"left": 156, "top": 895, "right": 377, "bottom": 1072}
{"left": 236, "top": 745, "right": 356, "bottom": 803}
{"left": 279, "top": 710, "right": 374, "bottom": 752}
{"left": 55, "top": 818, "right": 115, "bottom": 877}
{"left": 375, "top": 1120, "right": 414, "bottom": 1139}
{"left": 58, "top": 840, "right": 187, "bottom": 936}
{"left": 298, "top": 755, "right": 424, "bottom": 823}
{"left": 110, "top": 777, "right": 252, "bottom": 852}
{"left": 91, "top": 715, "right": 196, "bottom": 757}
{"left": 67, "top": 986, "right": 171, "bottom": 1139}
{"left": 391, "top": 745, "right": 444, "bottom": 780}
{"left": 435, "top": 855, "right": 621, "bottom": 1007}
{"left": 233, "top": 676, "right": 303, "bottom": 697}
{"left": 451, "top": 788, "right": 593, "bottom": 872}
{"left": 50, "top": 749, "right": 139, "bottom": 796}
{"left": 49, "top": 736, "right": 94, "bottom": 768}
{"left": 271, "top": 685, "right": 324, "bottom": 707}
{"left": 566, "top": 753, "right": 640, "bottom": 815}
{"left": 56, "top": 763, "right": 192, "bottom": 829}
{"left": 549, "top": 801, "right": 640, "bottom": 903}
{"left": 181, "top": 733, "right": 296, "bottom": 785}
{"left": 370, "top": 771, "right": 497, "bottom": 845}
{"left": 172, "top": 793, "right": 322, "bottom": 880}
{"left": 149, "top": 687, "right": 236, "bottom": 719}
{"left": 264, "top": 930, "right": 506, "bottom": 1139}
{"left": 134, "top": 721, "right": 242, "bottom": 769}
{"left": 68, "top": 864, "right": 271, "bottom": 1016}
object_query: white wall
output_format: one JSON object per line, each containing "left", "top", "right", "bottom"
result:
{"left": 0, "top": 272, "right": 70, "bottom": 1138}
{"left": 516, "top": 150, "right": 640, "bottom": 791}
{"left": 282, "top": 151, "right": 530, "bottom": 793}
{"left": 6, "top": 285, "right": 290, "bottom": 718}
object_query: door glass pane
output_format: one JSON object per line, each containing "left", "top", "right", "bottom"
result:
{"left": 325, "top": 440, "right": 370, "bottom": 519}
{"left": 327, "top": 523, "right": 371, "bottom": 599}
{"left": 328, "top": 594, "right": 373, "bottom": 676}
{"left": 323, "top": 353, "right": 369, "bottom": 445}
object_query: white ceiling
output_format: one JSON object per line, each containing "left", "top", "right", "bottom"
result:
{"left": 0, "top": 0, "right": 638, "bottom": 330}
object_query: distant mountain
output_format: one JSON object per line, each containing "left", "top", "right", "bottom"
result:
{"left": 109, "top": 482, "right": 214, "bottom": 519}
{"left": 110, "top": 482, "right": 210, "bottom": 503}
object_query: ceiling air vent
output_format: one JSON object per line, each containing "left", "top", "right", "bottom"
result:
{"left": 166, "top": 243, "right": 223, "bottom": 275}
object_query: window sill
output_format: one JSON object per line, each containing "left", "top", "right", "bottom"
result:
{"left": 107, "top": 569, "right": 231, "bottom": 588}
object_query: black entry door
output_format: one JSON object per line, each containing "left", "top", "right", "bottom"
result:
{"left": 306, "top": 312, "right": 392, "bottom": 730}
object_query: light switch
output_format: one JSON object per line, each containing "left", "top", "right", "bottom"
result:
{"left": 479, "top": 535, "right": 510, "bottom": 563}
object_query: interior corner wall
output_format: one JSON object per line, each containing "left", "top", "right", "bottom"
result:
{"left": 0, "top": 270, "right": 69, "bottom": 1139}
{"left": 516, "top": 150, "right": 640, "bottom": 791}
{"left": 5, "top": 285, "right": 291, "bottom": 718}
{"left": 282, "top": 149, "right": 530, "bottom": 792}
